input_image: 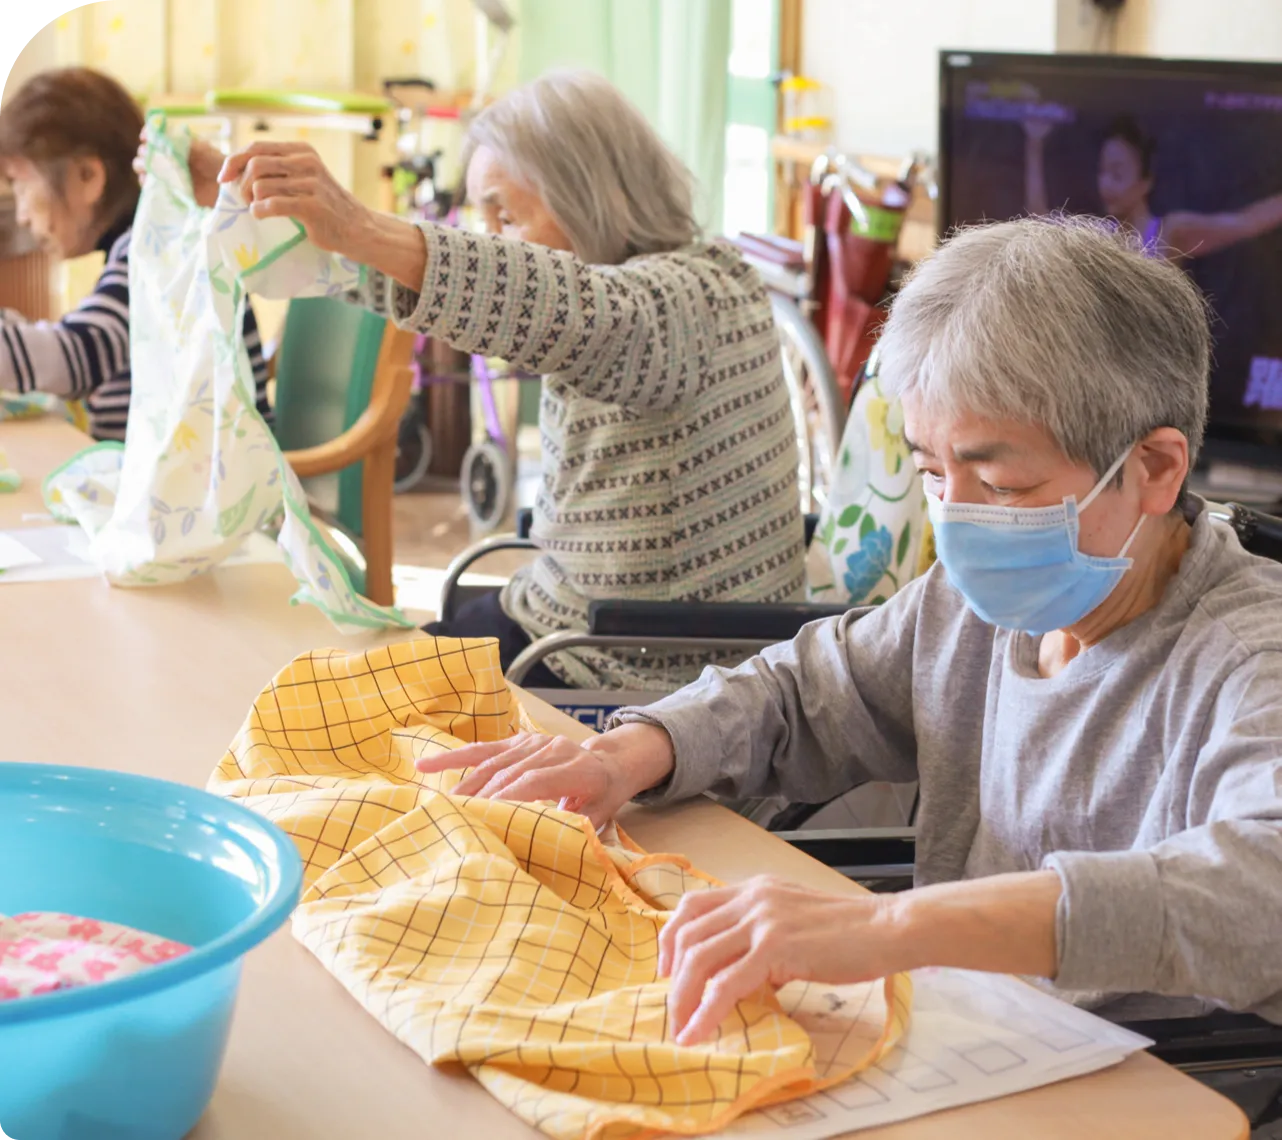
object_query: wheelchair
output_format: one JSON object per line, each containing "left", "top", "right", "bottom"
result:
{"left": 437, "top": 507, "right": 845, "bottom": 734}
{"left": 438, "top": 498, "right": 1282, "bottom": 1130}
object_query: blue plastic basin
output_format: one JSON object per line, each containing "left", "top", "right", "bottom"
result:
{"left": 0, "top": 764, "right": 302, "bottom": 1139}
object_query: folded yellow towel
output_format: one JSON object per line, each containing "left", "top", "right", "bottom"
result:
{"left": 210, "top": 638, "right": 909, "bottom": 1139}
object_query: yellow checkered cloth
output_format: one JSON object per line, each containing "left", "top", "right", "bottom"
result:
{"left": 210, "top": 639, "right": 911, "bottom": 1139}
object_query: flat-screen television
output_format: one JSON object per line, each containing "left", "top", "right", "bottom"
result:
{"left": 938, "top": 50, "right": 1282, "bottom": 468}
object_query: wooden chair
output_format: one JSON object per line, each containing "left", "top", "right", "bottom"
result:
{"left": 271, "top": 297, "right": 415, "bottom": 607}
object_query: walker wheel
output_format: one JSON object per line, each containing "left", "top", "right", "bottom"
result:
{"left": 394, "top": 420, "right": 432, "bottom": 493}
{"left": 461, "top": 439, "right": 511, "bottom": 532}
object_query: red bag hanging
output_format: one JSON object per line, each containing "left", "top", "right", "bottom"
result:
{"left": 822, "top": 185, "right": 906, "bottom": 402}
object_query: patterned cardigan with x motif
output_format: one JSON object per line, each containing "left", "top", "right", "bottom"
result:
{"left": 354, "top": 226, "right": 805, "bottom": 690}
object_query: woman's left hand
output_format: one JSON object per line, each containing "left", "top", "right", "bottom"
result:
{"left": 658, "top": 876, "right": 905, "bottom": 1045}
{"left": 219, "top": 141, "right": 373, "bottom": 258}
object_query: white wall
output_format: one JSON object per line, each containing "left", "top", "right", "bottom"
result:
{"left": 1116, "top": 0, "right": 1282, "bottom": 60}
{"left": 803, "top": 0, "right": 1282, "bottom": 160}
{"left": 4, "top": 17, "right": 57, "bottom": 103}
{"left": 801, "top": 0, "right": 1058, "bottom": 157}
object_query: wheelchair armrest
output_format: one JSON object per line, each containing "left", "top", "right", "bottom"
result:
{"left": 1122, "top": 1010, "right": 1282, "bottom": 1069}
{"left": 774, "top": 828, "right": 917, "bottom": 888}
{"left": 586, "top": 599, "right": 849, "bottom": 642}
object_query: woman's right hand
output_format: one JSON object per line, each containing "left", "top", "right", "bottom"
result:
{"left": 415, "top": 722, "right": 676, "bottom": 829}
{"left": 133, "top": 127, "right": 224, "bottom": 209}
{"left": 219, "top": 140, "right": 375, "bottom": 256}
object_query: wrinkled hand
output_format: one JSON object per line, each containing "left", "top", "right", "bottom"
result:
{"left": 218, "top": 140, "right": 373, "bottom": 256}
{"left": 658, "top": 876, "right": 900, "bottom": 1045}
{"left": 416, "top": 726, "right": 672, "bottom": 829}
{"left": 133, "top": 127, "right": 224, "bottom": 209}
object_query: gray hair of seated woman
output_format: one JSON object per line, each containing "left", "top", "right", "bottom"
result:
{"left": 462, "top": 69, "right": 698, "bottom": 265}
{"left": 876, "top": 214, "right": 1210, "bottom": 482}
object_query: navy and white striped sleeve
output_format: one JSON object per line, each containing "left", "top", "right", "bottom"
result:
{"left": 243, "top": 304, "right": 274, "bottom": 422}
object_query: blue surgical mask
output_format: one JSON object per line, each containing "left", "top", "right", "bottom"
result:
{"left": 926, "top": 449, "right": 1144, "bottom": 635}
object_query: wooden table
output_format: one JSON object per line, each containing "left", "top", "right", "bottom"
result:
{"left": 0, "top": 418, "right": 1248, "bottom": 1139}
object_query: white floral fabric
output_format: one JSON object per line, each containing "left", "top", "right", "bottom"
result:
{"left": 806, "top": 372, "right": 933, "bottom": 605}
{"left": 43, "top": 116, "right": 413, "bottom": 634}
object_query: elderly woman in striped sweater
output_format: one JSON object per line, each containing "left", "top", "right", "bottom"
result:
{"left": 0, "top": 68, "right": 270, "bottom": 441}
{"left": 193, "top": 70, "right": 805, "bottom": 690}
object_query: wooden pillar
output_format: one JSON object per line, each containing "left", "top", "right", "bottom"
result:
{"left": 775, "top": 0, "right": 805, "bottom": 238}
{"left": 0, "top": 251, "right": 56, "bottom": 321}
{"left": 0, "top": 193, "right": 55, "bottom": 320}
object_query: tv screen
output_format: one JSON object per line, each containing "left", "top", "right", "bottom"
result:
{"left": 939, "top": 51, "right": 1282, "bottom": 463}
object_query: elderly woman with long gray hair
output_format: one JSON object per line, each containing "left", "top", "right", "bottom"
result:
{"left": 421, "top": 215, "right": 1282, "bottom": 1053}
{"left": 178, "top": 70, "right": 804, "bottom": 690}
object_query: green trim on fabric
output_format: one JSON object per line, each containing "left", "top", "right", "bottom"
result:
{"left": 286, "top": 588, "right": 410, "bottom": 630}
{"left": 275, "top": 466, "right": 414, "bottom": 627}
{"left": 219, "top": 213, "right": 388, "bottom": 625}
{"left": 239, "top": 219, "right": 309, "bottom": 280}
{"left": 239, "top": 353, "right": 411, "bottom": 628}
{"left": 42, "top": 440, "right": 125, "bottom": 522}
{"left": 41, "top": 441, "right": 124, "bottom": 501}
{"left": 144, "top": 113, "right": 199, "bottom": 212}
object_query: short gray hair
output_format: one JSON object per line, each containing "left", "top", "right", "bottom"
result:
{"left": 877, "top": 214, "right": 1211, "bottom": 475}
{"left": 464, "top": 70, "right": 698, "bottom": 265}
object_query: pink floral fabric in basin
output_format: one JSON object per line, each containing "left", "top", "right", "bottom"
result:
{"left": 0, "top": 913, "right": 189, "bottom": 1001}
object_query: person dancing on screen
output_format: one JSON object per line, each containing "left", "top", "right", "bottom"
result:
{"left": 1024, "top": 114, "right": 1282, "bottom": 259}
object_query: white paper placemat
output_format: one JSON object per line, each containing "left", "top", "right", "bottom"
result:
{"left": 724, "top": 968, "right": 1151, "bottom": 1138}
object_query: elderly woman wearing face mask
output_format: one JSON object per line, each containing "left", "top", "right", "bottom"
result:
{"left": 183, "top": 70, "right": 804, "bottom": 691}
{"left": 417, "top": 215, "right": 1282, "bottom": 1048}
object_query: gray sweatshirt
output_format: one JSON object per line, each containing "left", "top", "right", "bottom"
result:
{"left": 616, "top": 505, "right": 1282, "bottom": 1022}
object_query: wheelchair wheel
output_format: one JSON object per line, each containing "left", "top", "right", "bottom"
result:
{"left": 770, "top": 293, "right": 845, "bottom": 514}
{"left": 461, "top": 438, "right": 512, "bottom": 532}
{"left": 394, "top": 418, "right": 433, "bottom": 494}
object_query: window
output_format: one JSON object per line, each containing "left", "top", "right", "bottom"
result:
{"left": 722, "top": 0, "right": 778, "bottom": 237}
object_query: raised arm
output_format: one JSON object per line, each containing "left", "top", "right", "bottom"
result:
{"left": 1023, "top": 119, "right": 1054, "bottom": 217}
{"left": 221, "top": 141, "right": 718, "bottom": 412}
{"left": 354, "top": 220, "right": 718, "bottom": 411}
{"left": 1163, "top": 193, "right": 1282, "bottom": 259}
